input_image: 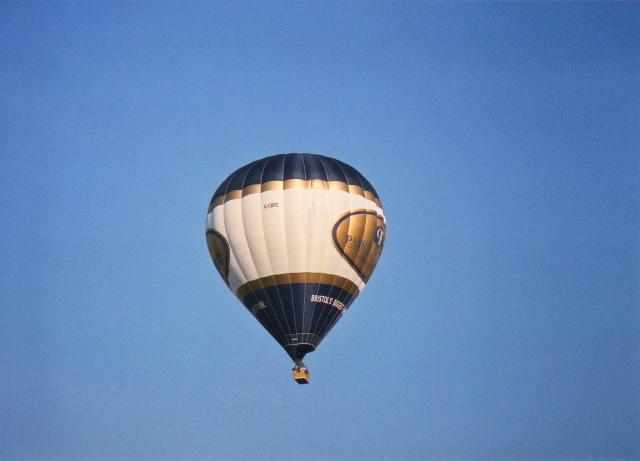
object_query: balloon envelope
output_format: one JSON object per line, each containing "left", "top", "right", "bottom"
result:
{"left": 206, "top": 153, "right": 386, "bottom": 364}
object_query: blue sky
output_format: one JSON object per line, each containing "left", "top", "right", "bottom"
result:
{"left": 1, "top": 2, "right": 638, "bottom": 460}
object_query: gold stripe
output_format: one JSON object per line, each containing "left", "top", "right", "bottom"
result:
{"left": 242, "top": 184, "right": 261, "bottom": 196}
{"left": 284, "top": 179, "right": 307, "bottom": 189}
{"left": 311, "top": 179, "right": 329, "bottom": 189}
{"left": 212, "top": 195, "right": 225, "bottom": 209}
{"left": 328, "top": 180, "right": 349, "bottom": 192}
{"left": 225, "top": 189, "right": 242, "bottom": 201}
{"left": 235, "top": 272, "right": 360, "bottom": 301}
{"left": 261, "top": 180, "right": 283, "bottom": 192}
{"left": 210, "top": 180, "right": 380, "bottom": 207}
{"left": 348, "top": 184, "right": 365, "bottom": 197}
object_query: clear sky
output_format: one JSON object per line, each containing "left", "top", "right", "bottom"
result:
{"left": 1, "top": 2, "right": 638, "bottom": 460}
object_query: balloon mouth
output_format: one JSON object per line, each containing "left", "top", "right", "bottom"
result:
{"left": 285, "top": 343, "right": 316, "bottom": 363}
{"left": 282, "top": 332, "right": 320, "bottom": 362}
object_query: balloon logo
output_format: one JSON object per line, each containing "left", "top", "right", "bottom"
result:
{"left": 331, "top": 210, "right": 386, "bottom": 283}
{"left": 205, "top": 229, "right": 230, "bottom": 285}
{"left": 205, "top": 153, "right": 387, "bottom": 383}
{"left": 376, "top": 227, "right": 385, "bottom": 247}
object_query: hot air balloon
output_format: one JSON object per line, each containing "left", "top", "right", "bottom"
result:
{"left": 205, "top": 153, "right": 386, "bottom": 384}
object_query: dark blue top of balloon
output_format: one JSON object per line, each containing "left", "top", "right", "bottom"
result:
{"left": 210, "top": 153, "right": 379, "bottom": 205}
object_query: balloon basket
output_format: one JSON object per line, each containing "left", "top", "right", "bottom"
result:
{"left": 292, "top": 366, "right": 310, "bottom": 384}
